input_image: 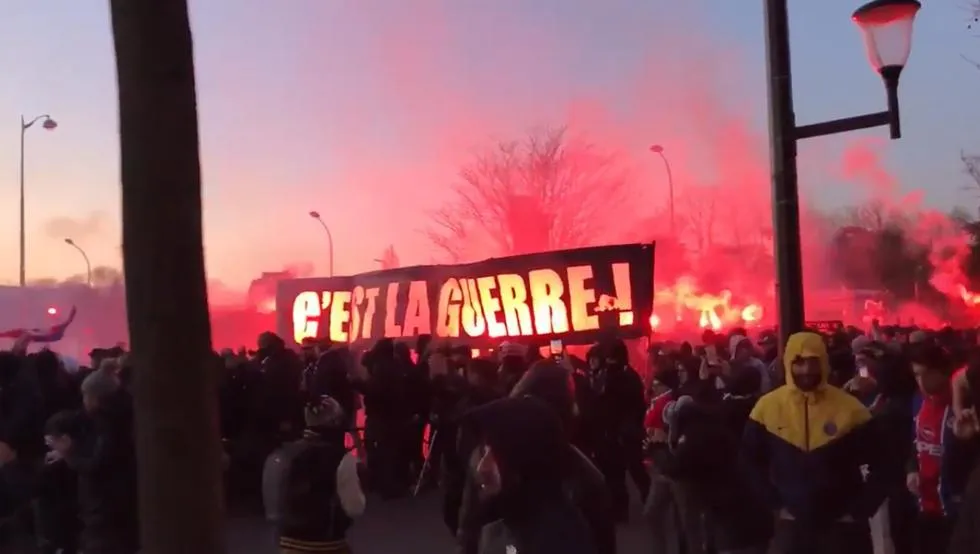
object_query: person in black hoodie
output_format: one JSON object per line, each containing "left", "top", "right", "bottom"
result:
{"left": 588, "top": 339, "right": 649, "bottom": 520}
{"left": 453, "top": 360, "right": 615, "bottom": 554}
{"left": 443, "top": 357, "right": 503, "bottom": 535}
{"left": 465, "top": 395, "right": 598, "bottom": 554}
{"left": 68, "top": 368, "right": 139, "bottom": 554}
{"left": 659, "top": 366, "right": 773, "bottom": 554}
{"left": 308, "top": 348, "right": 357, "bottom": 416}
{"left": 255, "top": 332, "right": 305, "bottom": 442}
{"left": 358, "top": 339, "right": 411, "bottom": 498}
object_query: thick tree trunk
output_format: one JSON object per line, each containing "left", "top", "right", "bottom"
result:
{"left": 109, "top": 1, "right": 224, "bottom": 552}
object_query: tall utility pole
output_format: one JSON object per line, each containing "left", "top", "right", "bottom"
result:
{"left": 763, "top": 0, "right": 806, "bottom": 347}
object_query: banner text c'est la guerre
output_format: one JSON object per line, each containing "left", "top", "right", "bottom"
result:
{"left": 276, "top": 243, "right": 655, "bottom": 347}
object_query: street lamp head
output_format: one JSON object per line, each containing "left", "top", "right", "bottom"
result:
{"left": 650, "top": 144, "right": 664, "bottom": 154}
{"left": 64, "top": 238, "right": 74, "bottom": 245}
{"left": 852, "top": 0, "right": 921, "bottom": 74}
{"left": 41, "top": 117, "right": 58, "bottom": 131}
{"left": 309, "top": 210, "right": 321, "bottom": 219}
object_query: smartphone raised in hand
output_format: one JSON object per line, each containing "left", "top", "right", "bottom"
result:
{"left": 549, "top": 339, "right": 563, "bottom": 360}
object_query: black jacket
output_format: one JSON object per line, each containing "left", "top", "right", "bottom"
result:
{"left": 950, "top": 456, "right": 980, "bottom": 554}
{"left": 34, "top": 458, "right": 79, "bottom": 551}
{"left": 68, "top": 392, "right": 140, "bottom": 553}
{"left": 443, "top": 384, "right": 502, "bottom": 535}
{"left": 660, "top": 400, "right": 772, "bottom": 550}
{"left": 467, "top": 397, "right": 598, "bottom": 554}
{"left": 0, "top": 352, "right": 43, "bottom": 460}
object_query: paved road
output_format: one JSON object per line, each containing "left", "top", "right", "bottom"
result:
{"left": 227, "top": 488, "right": 652, "bottom": 553}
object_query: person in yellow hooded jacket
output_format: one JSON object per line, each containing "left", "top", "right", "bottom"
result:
{"left": 739, "top": 331, "right": 893, "bottom": 554}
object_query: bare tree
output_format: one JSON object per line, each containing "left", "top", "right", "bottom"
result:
{"left": 829, "top": 199, "right": 908, "bottom": 232}
{"left": 963, "top": 150, "right": 980, "bottom": 191}
{"left": 964, "top": 3, "right": 980, "bottom": 69}
{"left": 376, "top": 245, "right": 400, "bottom": 269}
{"left": 676, "top": 184, "right": 718, "bottom": 253}
{"left": 427, "top": 128, "right": 632, "bottom": 261}
{"left": 109, "top": 1, "right": 223, "bottom": 553}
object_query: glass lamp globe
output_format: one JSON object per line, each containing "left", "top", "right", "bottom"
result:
{"left": 852, "top": 0, "right": 921, "bottom": 73}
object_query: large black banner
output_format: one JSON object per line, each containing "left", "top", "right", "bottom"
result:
{"left": 276, "top": 243, "right": 655, "bottom": 348}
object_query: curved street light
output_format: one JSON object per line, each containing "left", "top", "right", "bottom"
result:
{"left": 308, "top": 211, "right": 335, "bottom": 277}
{"left": 64, "top": 237, "right": 92, "bottom": 287}
{"left": 649, "top": 144, "right": 675, "bottom": 235}
{"left": 763, "top": 0, "right": 920, "bottom": 346}
{"left": 20, "top": 114, "right": 58, "bottom": 286}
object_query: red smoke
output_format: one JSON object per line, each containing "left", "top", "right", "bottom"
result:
{"left": 216, "top": 3, "right": 963, "bottom": 343}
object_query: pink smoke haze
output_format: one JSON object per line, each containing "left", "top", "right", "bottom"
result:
{"left": 4, "top": 1, "right": 974, "bottom": 339}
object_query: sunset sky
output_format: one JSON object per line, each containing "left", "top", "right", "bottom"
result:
{"left": 1, "top": 0, "right": 978, "bottom": 293}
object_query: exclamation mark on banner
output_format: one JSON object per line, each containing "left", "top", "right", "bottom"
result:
{"left": 611, "top": 263, "right": 634, "bottom": 326}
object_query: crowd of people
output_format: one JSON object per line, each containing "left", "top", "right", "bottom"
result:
{"left": 0, "top": 323, "right": 980, "bottom": 554}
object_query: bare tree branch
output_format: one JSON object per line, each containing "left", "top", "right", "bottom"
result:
{"left": 825, "top": 199, "right": 913, "bottom": 233}
{"left": 962, "top": 149, "right": 980, "bottom": 191}
{"left": 426, "top": 127, "right": 633, "bottom": 261}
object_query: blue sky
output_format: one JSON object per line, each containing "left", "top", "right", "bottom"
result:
{"left": 0, "top": 0, "right": 977, "bottom": 287}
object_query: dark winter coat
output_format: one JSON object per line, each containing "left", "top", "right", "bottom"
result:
{"left": 68, "top": 391, "right": 140, "bottom": 554}
{"left": 660, "top": 400, "right": 773, "bottom": 551}
{"left": 466, "top": 397, "right": 598, "bottom": 554}
{"left": 949, "top": 455, "right": 980, "bottom": 554}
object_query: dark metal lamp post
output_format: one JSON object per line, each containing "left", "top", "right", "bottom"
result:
{"left": 308, "top": 210, "right": 335, "bottom": 277}
{"left": 764, "top": 0, "right": 920, "bottom": 348}
{"left": 649, "top": 144, "right": 676, "bottom": 235}
{"left": 19, "top": 114, "right": 58, "bottom": 286}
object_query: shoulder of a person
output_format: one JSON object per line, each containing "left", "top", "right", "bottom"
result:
{"left": 748, "top": 385, "right": 790, "bottom": 417}
{"left": 822, "top": 386, "right": 873, "bottom": 424}
{"left": 822, "top": 385, "right": 870, "bottom": 410}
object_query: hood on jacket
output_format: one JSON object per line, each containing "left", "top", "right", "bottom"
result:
{"left": 509, "top": 360, "right": 576, "bottom": 434}
{"left": 783, "top": 332, "right": 830, "bottom": 391}
{"left": 257, "top": 331, "right": 286, "bottom": 355}
{"left": 729, "top": 334, "right": 751, "bottom": 359}
{"left": 466, "top": 396, "right": 567, "bottom": 490}
{"left": 727, "top": 360, "right": 763, "bottom": 396}
{"left": 316, "top": 348, "right": 351, "bottom": 383}
{"left": 598, "top": 337, "right": 628, "bottom": 366}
